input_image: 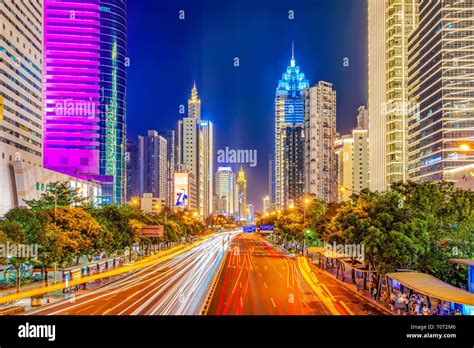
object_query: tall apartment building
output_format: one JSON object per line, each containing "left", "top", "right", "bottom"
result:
{"left": 137, "top": 130, "right": 167, "bottom": 200}
{"left": 368, "top": 0, "right": 419, "bottom": 191}
{"left": 304, "top": 81, "right": 337, "bottom": 202}
{"left": 125, "top": 139, "right": 138, "bottom": 200}
{"left": 162, "top": 130, "right": 176, "bottom": 207}
{"left": 0, "top": 0, "right": 44, "bottom": 215}
{"left": 407, "top": 0, "right": 474, "bottom": 182}
{"left": 215, "top": 166, "right": 236, "bottom": 216}
{"left": 236, "top": 167, "right": 247, "bottom": 221}
{"left": 200, "top": 120, "right": 213, "bottom": 217}
{"left": 335, "top": 130, "right": 369, "bottom": 203}
{"left": 274, "top": 46, "right": 309, "bottom": 209}
{"left": 177, "top": 83, "right": 213, "bottom": 216}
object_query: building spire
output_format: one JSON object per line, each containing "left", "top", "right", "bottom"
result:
{"left": 191, "top": 81, "right": 198, "bottom": 100}
{"left": 291, "top": 41, "right": 295, "bottom": 67}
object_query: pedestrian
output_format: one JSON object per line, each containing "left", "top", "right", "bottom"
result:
{"left": 355, "top": 280, "right": 360, "bottom": 292}
{"left": 372, "top": 286, "right": 378, "bottom": 301}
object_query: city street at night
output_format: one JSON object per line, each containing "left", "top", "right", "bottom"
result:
{"left": 206, "top": 233, "right": 387, "bottom": 315}
{"left": 26, "top": 233, "right": 235, "bottom": 315}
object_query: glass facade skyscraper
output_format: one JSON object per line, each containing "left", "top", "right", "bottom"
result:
{"left": 99, "top": 0, "right": 127, "bottom": 204}
{"left": 407, "top": 0, "right": 474, "bottom": 182}
{"left": 274, "top": 46, "right": 309, "bottom": 209}
{"left": 43, "top": 0, "right": 127, "bottom": 205}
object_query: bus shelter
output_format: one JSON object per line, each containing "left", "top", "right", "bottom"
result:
{"left": 386, "top": 271, "right": 474, "bottom": 315}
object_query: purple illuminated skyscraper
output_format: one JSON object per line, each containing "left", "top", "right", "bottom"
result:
{"left": 43, "top": 0, "right": 127, "bottom": 204}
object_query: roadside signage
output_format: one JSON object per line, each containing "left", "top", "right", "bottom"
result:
{"left": 141, "top": 225, "right": 164, "bottom": 238}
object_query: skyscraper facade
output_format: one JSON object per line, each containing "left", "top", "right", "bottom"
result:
{"left": 43, "top": 0, "right": 127, "bottom": 205}
{"left": 98, "top": 0, "right": 128, "bottom": 204}
{"left": 236, "top": 167, "right": 247, "bottom": 221}
{"left": 162, "top": 130, "right": 176, "bottom": 207}
{"left": 274, "top": 46, "right": 309, "bottom": 209}
{"left": 385, "top": 0, "right": 419, "bottom": 186}
{"left": 215, "top": 166, "right": 235, "bottom": 216}
{"left": 304, "top": 81, "right": 337, "bottom": 202}
{"left": 368, "top": 0, "right": 387, "bottom": 192}
{"left": 368, "top": 0, "right": 419, "bottom": 191}
{"left": 125, "top": 139, "right": 138, "bottom": 200}
{"left": 137, "top": 130, "right": 167, "bottom": 200}
{"left": 177, "top": 83, "right": 213, "bottom": 217}
{"left": 200, "top": 120, "right": 213, "bottom": 217}
{"left": 407, "top": 0, "right": 474, "bottom": 182}
{"left": 0, "top": 0, "right": 44, "bottom": 215}
{"left": 335, "top": 135, "right": 354, "bottom": 202}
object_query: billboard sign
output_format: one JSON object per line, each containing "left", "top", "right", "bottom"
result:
{"left": 141, "top": 225, "right": 164, "bottom": 238}
{"left": 174, "top": 173, "right": 189, "bottom": 207}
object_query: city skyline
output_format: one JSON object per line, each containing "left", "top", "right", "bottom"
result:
{"left": 126, "top": 0, "right": 368, "bottom": 210}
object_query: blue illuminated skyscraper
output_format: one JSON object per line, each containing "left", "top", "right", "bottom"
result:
{"left": 274, "top": 44, "right": 309, "bottom": 209}
{"left": 99, "top": 0, "right": 128, "bottom": 204}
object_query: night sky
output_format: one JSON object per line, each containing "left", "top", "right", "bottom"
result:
{"left": 127, "top": 0, "right": 368, "bottom": 211}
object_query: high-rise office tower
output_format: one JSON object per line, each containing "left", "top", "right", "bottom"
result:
{"left": 368, "top": 0, "right": 419, "bottom": 191}
{"left": 335, "top": 130, "right": 369, "bottom": 202}
{"left": 236, "top": 167, "right": 247, "bottom": 221}
{"left": 137, "top": 131, "right": 167, "bottom": 200}
{"left": 407, "top": 0, "right": 474, "bottom": 182}
{"left": 162, "top": 130, "right": 176, "bottom": 207}
{"left": 43, "top": 0, "right": 127, "bottom": 204}
{"left": 125, "top": 139, "right": 138, "bottom": 200}
{"left": 335, "top": 135, "right": 354, "bottom": 202}
{"left": 385, "top": 0, "right": 419, "bottom": 186}
{"left": 353, "top": 128, "right": 370, "bottom": 194}
{"left": 0, "top": 0, "right": 44, "bottom": 215}
{"left": 268, "top": 155, "right": 274, "bottom": 207}
{"left": 200, "top": 120, "right": 214, "bottom": 217}
{"left": 275, "top": 45, "right": 309, "bottom": 209}
{"left": 262, "top": 195, "right": 270, "bottom": 213}
{"left": 178, "top": 83, "right": 213, "bottom": 217}
{"left": 304, "top": 81, "right": 337, "bottom": 202}
{"left": 98, "top": 0, "right": 128, "bottom": 204}
{"left": 215, "top": 166, "right": 235, "bottom": 216}
{"left": 368, "top": 0, "right": 387, "bottom": 192}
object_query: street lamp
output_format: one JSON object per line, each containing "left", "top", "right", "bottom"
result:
{"left": 459, "top": 144, "right": 471, "bottom": 152}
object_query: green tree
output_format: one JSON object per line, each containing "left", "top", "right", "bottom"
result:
{"left": 25, "top": 181, "right": 85, "bottom": 212}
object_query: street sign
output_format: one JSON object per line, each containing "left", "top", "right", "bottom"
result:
{"left": 141, "top": 225, "right": 164, "bottom": 238}
{"left": 259, "top": 224, "right": 274, "bottom": 233}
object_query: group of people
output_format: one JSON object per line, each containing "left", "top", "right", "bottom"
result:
{"left": 388, "top": 292, "right": 462, "bottom": 315}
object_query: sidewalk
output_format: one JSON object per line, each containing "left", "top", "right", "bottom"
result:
{"left": 0, "top": 242, "right": 185, "bottom": 312}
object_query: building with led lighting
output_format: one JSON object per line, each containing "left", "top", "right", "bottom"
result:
{"left": 304, "top": 81, "right": 337, "bottom": 202}
{"left": 274, "top": 45, "right": 309, "bottom": 209}
{"left": 177, "top": 83, "right": 213, "bottom": 217}
{"left": 0, "top": 0, "right": 44, "bottom": 216}
{"left": 137, "top": 130, "right": 167, "bottom": 201}
{"left": 98, "top": 0, "right": 128, "bottom": 204}
{"left": 215, "top": 166, "right": 236, "bottom": 216}
{"left": 43, "top": 0, "right": 127, "bottom": 205}
{"left": 407, "top": 0, "right": 474, "bottom": 183}
{"left": 262, "top": 195, "right": 270, "bottom": 214}
{"left": 368, "top": 0, "right": 419, "bottom": 190}
{"left": 162, "top": 130, "right": 176, "bottom": 207}
{"left": 236, "top": 167, "right": 247, "bottom": 221}
{"left": 200, "top": 120, "right": 214, "bottom": 217}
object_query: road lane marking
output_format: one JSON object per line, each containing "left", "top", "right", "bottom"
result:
{"left": 270, "top": 297, "right": 276, "bottom": 308}
{"left": 75, "top": 304, "right": 95, "bottom": 314}
{"left": 259, "top": 272, "right": 263, "bottom": 277}
{"left": 263, "top": 282, "right": 268, "bottom": 289}
{"left": 240, "top": 297, "right": 243, "bottom": 307}
{"left": 339, "top": 301, "right": 354, "bottom": 315}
